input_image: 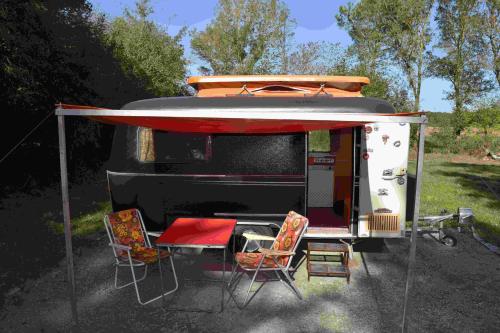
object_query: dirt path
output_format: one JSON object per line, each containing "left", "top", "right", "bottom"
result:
{"left": 1, "top": 228, "right": 499, "bottom": 332}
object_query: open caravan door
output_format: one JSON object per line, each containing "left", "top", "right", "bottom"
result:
{"left": 357, "top": 122, "right": 411, "bottom": 238}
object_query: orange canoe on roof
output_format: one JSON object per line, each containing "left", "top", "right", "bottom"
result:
{"left": 187, "top": 75, "right": 370, "bottom": 97}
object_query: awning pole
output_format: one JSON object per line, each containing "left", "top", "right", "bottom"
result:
{"left": 57, "top": 114, "right": 79, "bottom": 325}
{"left": 402, "top": 118, "right": 427, "bottom": 332}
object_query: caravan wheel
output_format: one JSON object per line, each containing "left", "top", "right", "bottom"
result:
{"left": 441, "top": 235, "right": 457, "bottom": 247}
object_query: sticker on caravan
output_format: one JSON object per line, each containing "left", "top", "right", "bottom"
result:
{"left": 377, "top": 188, "right": 389, "bottom": 196}
{"left": 396, "top": 168, "right": 407, "bottom": 176}
{"left": 382, "top": 134, "right": 389, "bottom": 144}
{"left": 382, "top": 168, "right": 407, "bottom": 180}
{"left": 393, "top": 140, "right": 401, "bottom": 147}
{"left": 383, "top": 169, "right": 393, "bottom": 176}
{"left": 364, "top": 126, "right": 373, "bottom": 134}
{"left": 397, "top": 177, "right": 405, "bottom": 185}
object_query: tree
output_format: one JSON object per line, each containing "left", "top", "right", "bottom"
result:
{"left": 479, "top": 0, "right": 500, "bottom": 87}
{"left": 106, "top": 0, "right": 187, "bottom": 96}
{"left": 0, "top": 0, "right": 152, "bottom": 188}
{"left": 190, "top": 0, "right": 292, "bottom": 75}
{"left": 377, "top": 0, "right": 433, "bottom": 113}
{"left": 429, "top": 0, "right": 494, "bottom": 135}
{"left": 336, "top": 2, "right": 385, "bottom": 75}
{"left": 327, "top": 50, "right": 415, "bottom": 113}
{"left": 337, "top": 0, "right": 434, "bottom": 113}
{"left": 473, "top": 100, "right": 500, "bottom": 136}
{"left": 286, "top": 42, "right": 344, "bottom": 75}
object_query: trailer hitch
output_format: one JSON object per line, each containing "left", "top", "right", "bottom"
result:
{"left": 416, "top": 207, "right": 474, "bottom": 247}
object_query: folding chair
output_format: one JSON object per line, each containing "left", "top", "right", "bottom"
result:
{"left": 104, "top": 208, "right": 178, "bottom": 305}
{"left": 227, "top": 211, "right": 308, "bottom": 308}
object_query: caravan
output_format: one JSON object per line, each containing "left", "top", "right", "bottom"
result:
{"left": 60, "top": 75, "right": 425, "bottom": 249}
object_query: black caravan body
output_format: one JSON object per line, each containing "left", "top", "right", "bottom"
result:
{"left": 107, "top": 121, "right": 306, "bottom": 231}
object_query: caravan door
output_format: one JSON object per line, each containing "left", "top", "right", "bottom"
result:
{"left": 305, "top": 130, "right": 353, "bottom": 239}
{"left": 357, "top": 123, "right": 410, "bottom": 238}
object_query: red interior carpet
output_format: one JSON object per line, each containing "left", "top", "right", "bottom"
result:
{"left": 307, "top": 207, "right": 346, "bottom": 228}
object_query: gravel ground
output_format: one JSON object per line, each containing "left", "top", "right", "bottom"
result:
{"left": 1, "top": 228, "right": 499, "bottom": 333}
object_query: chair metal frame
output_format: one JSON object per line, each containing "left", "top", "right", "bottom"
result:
{"left": 227, "top": 217, "right": 309, "bottom": 308}
{"left": 104, "top": 209, "right": 178, "bottom": 305}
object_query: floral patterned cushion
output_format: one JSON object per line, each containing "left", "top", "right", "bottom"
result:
{"left": 108, "top": 209, "right": 169, "bottom": 264}
{"left": 271, "top": 211, "right": 308, "bottom": 266}
{"left": 235, "top": 211, "right": 308, "bottom": 269}
{"left": 120, "top": 247, "right": 170, "bottom": 264}
{"left": 108, "top": 209, "right": 145, "bottom": 247}
{"left": 235, "top": 252, "right": 280, "bottom": 269}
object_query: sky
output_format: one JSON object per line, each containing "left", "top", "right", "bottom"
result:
{"left": 89, "top": 0, "right": 454, "bottom": 112}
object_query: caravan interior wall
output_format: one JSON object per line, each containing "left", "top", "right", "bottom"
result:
{"left": 106, "top": 125, "right": 306, "bottom": 230}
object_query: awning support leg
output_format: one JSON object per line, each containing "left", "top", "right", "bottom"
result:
{"left": 58, "top": 115, "right": 78, "bottom": 325}
{"left": 401, "top": 119, "right": 427, "bottom": 332}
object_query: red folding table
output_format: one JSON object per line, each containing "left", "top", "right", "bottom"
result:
{"left": 156, "top": 217, "right": 237, "bottom": 312}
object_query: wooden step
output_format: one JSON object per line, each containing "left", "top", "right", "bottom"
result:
{"left": 308, "top": 262, "right": 348, "bottom": 274}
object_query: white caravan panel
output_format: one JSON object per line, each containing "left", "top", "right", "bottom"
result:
{"left": 358, "top": 122, "right": 410, "bottom": 237}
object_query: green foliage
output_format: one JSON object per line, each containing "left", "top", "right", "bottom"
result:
{"left": 336, "top": 1, "right": 385, "bottom": 74}
{"left": 426, "top": 112, "right": 454, "bottom": 127}
{"left": 309, "top": 131, "right": 330, "bottom": 152}
{"left": 426, "top": 127, "right": 499, "bottom": 155}
{"left": 287, "top": 42, "right": 343, "bottom": 75}
{"left": 375, "top": 0, "right": 433, "bottom": 112}
{"left": 0, "top": 0, "right": 152, "bottom": 189}
{"left": 190, "top": 0, "right": 292, "bottom": 75}
{"left": 47, "top": 201, "right": 111, "bottom": 237}
{"left": 471, "top": 101, "right": 500, "bottom": 135}
{"left": 429, "top": 0, "right": 495, "bottom": 135}
{"left": 337, "top": 0, "right": 433, "bottom": 112}
{"left": 329, "top": 57, "right": 415, "bottom": 113}
{"left": 426, "top": 126, "right": 459, "bottom": 153}
{"left": 480, "top": 0, "right": 500, "bottom": 87}
{"left": 106, "top": 0, "right": 187, "bottom": 96}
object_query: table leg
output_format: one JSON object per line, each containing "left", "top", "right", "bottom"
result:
{"left": 221, "top": 247, "right": 226, "bottom": 312}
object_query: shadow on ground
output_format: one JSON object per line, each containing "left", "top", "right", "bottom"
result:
{"left": 0, "top": 175, "right": 109, "bottom": 309}
{"left": 1, "top": 228, "right": 499, "bottom": 332}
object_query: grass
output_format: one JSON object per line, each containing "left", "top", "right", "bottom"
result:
{"left": 47, "top": 201, "right": 111, "bottom": 237}
{"left": 294, "top": 252, "right": 362, "bottom": 299}
{"left": 408, "top": 157, "right": 500, "bottom": 242}
{"left": 319, "top": 311, "right": 352, "bottom": 333}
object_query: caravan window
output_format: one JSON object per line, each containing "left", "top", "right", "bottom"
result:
{"left": 308, "top": 130, "right": 331, "bottom": 152}
{"left": 137, "top": 127, "right": 211, "bottom": 163}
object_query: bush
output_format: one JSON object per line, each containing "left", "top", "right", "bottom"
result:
{"left": 458, "top": 135, "right": 485, "bottom": 155}
{"left": 425, "top": 127, "right": 459, "bottom": 154}
{"left": 426, "top": 112, "right": 454, "bottom": 127}
{"left": 425, "top": 127, "right": 499, "bottom": 155}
